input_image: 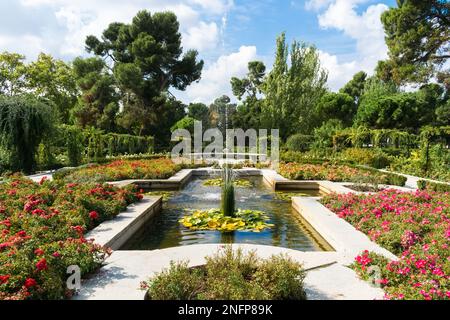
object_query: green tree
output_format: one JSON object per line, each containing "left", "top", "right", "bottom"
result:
{"left": 209, "top": 95, "right": 236, "bottom": 137}
{"left": 261, "top": 33, "right": 328, "bottom": 139}
{"left": 188, "top": 102, "right": 210, "bottom": 127}
{"left": 339, "top": 71, "right": 367, "bottom": 103}
{"left": 26, "top": 53, "right": 78, "bottom": 123}
{"left": 231, "top": 61, "right": 266, "bottom": 130}
{"left": 316, "top": 92, "right": 356, "bottom": 127}
{"left": 171, "top": 116, "right": 196, "bottom": 134}
{"left": 0, "top": 95, "right": 53, "bottom": 173}
{"left": 0, "top": 52, "right": 27, "bottom": 96}
{"left": 71, "top": 57, "right": 119, "bottom": 131}
{"left": 377, "top": 0, "right": 450, "bottom": 84}
{"left": 85, "top": 10, "right": 203, "bottom": 137}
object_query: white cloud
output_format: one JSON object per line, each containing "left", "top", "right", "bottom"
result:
{"left": 305, "top": 0, "right": 335, "bottom": 11}
{"left": 10, "top": 0, "right": 234, "bottom": 57}
{"left": 180, "top": 46, "right": 258, "bottom": 104}
{"left": 0, "top": 35, "right": 45, "bottom": 60}
{"left": 188, "top": 0, "right": 234, "bottom": 15}
{"left": 313, "top": 0, "right": 389, "bottom": 90}
{"left": 183, "top": 22, "right": 219, "bottom": 51}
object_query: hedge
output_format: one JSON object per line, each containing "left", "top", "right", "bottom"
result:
{"left": 417, "top": 180, "right": 450, "bottom": 192}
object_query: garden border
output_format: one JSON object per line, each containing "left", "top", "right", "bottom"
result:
{"left": 85, "top": 196, "right": 162, "bottom": 250}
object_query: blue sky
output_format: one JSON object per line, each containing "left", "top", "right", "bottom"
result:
{"left": 0, "top": 0, "right": 397, "bottom": 104}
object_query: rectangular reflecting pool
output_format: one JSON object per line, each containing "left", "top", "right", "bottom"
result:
{"left": 121, "top": 176, "right": 332, "bottom": 251}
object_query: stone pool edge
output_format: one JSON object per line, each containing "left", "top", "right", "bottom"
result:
{"left": 77, "top": 168, "right": 398, "bottom": 300}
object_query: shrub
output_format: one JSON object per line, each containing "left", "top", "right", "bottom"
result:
{"left": 143, "top": 246, "right": 306, "bottom": 300}
{"left": 0, "top": 96, "right": 54, "bottom": 173}
{"left": 339, "top": 148, "right": 392, "bottom": 169}
{"left": 54, "top": 158, "right": 182, "bottom": 183}
{"left": 417, "top": 180, "right": 450, "bottom": 192}
{"left": 0, "top": 174, "right": 142, "bottom": 299}
{"left": 285, "top": 134, "right": 313, "bottom": 152}
{"left": 279, "top": 162, "right": 407, "bottom": 186}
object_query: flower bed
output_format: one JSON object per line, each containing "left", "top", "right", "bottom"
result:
{"left": 279, "top": 162, "right": 406, "bottom": 186}
{"left": 322, "top": 190, "right": 450, "bottom": 300}
{"left": 54, "top": 158, "right": 183, "bottom": 183}
{"left": 141, "top": 246, "right": 306, "bottom": 300}
{"left": 0, "top": 175, "right": 142, "bottom": 300}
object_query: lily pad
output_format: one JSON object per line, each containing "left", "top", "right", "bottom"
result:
{"left": 203, "top": 178, "right": 253, "bottom": 188}
{"left": 179, "top": 208, "right": 273, "bottom": 233}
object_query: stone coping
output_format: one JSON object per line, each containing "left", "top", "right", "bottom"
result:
{"left": 73, "top": 244, "right": 385, "bottom": 300}
{"left": 292, "top": 197, "right": 397, "bottom": 262}
{"left": 85, "top": 196, "right": 162, "bottom": 250}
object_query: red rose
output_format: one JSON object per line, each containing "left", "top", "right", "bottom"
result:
{"left": 36, "top": 258, "right": 48, "bottom": 271}
{"left": 24, "top": 278, "right": 37, "bottom": 288}
{"left": 34, "top": 248, "right": 45, "bottom": 256}
{"left": 0, "top": 274, "right": 10, "bottom": 284}
{"left": 89, "top": 211, "right": 99, "bottom": 220}
{"left": 17, "top": 231, "right": 27, "bottom": 237}
{"left": 52, "top": 252, "right": 61, "bottom": 258}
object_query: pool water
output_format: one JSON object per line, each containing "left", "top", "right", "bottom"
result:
{"left": 122, "top": 176, "right": 331, "bottom": 251}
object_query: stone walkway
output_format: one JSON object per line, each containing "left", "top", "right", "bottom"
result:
{"left": 73, "top": 244, "right": 385, "bottom": 300}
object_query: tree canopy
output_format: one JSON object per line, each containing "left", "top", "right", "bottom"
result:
{"left": 261, "top": 33, "right": 328, "bottom": 139}
{"left": 85, "top": 10, "right": 203, "bottom": 137}
{"left": 377, "top": 0, "right": 449, "bottom": 84}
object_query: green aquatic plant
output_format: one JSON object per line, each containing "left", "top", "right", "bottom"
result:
{"left": 179, "top": 208, "right": 274, "bottom": 232}
{"left": 221, "top": 166, "right": 236, "bottom": 217}
{"left": 146, "top": 191, "right": 174, "bottom": 202}
{"left": 203, "top": 178, "right": 253, "bottom": 188}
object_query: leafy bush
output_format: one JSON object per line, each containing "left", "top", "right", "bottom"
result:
{"left": 285, "top": 134, "right": 313, "bottom": 152}
{"left": 0, "top": 175, "right": 142, "bottom": 299}
{"left": 143, "top": 246, "right": 306, "bottom": 300}
{"left": 54, "top": 158, "right": 182, "bottom": 183}
{"left": 417, "top": 180, "right": 450, "bottom": 192}
{"left": 339, "top": 148, "right": 392, "bottom": 169}
{"left": 322, "top": 190, "right": 450, "bottom": 300}
{"left": 279, "top": 162, "right": 406, "bottom": 186}
{"left": 0, "top": 96, "right": 54, "bottom": 173}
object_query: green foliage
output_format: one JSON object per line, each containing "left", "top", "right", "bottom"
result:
{"left": 417, "top": 180, "right": 450, "bottom": 192}
{"left": 0, "top": 52, "right": 27, "bottom": 96}
{"left": 231, "top": 61, "right": 266, "bottom": 130}
{"left": 316, "top": 92, "right": 356, "bottom": 127}
{"left": 221, "top": 166, "right": 236, "bottom": 217}
{"left": 203, "top": 178, "right": 253, "bottom": 188}
{"left": 261, "top": 33, "right": 327, "bottom": 139}
{"left": 0, "top": 96, "right": 54, "bottom": 173}
{"left": 188, "top": 103, "right": 210, "bottom": 127}
{"left": 209, "top": 95, "right": 236, "bottom": 137}
{"left": 285, "top": 134, "right": 313, "bottom": 152}
{"left": 86, "top": 10, "right": 203, "bottom": 138}
{"left": 144, "top": 247, "right": 306, "bottom": 300}
{"left": 179, "top": 208, "right": 273, "bottom": 232}
{"left": 340, "top": 71, "right": 367, "bottom": 103}
{"left": 312, "top": 119, "right": 343, "bottom": 150}
{"left": 171, "top": 116, "right": 196, "bottom": 134}
{"left": 340, "top": 148, "right": 392, "bottom": 169}
{"left": 71, "top": 57, "right": 119, "bottom": 131}
{"left": 26, "top": 53, "right": 77, "bottom": 123}
{"left": 378, "top": 0, "right": 450, "bottom": 84}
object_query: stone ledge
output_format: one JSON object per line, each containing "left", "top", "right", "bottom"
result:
{"left": 292, "top": 197, "right": 397, "bottom": 262}
{"left": 85, "top": 196, "right": 162, "bottom": 250}
{"left": 74, "top": 244, "right": 385, "bottom": 301}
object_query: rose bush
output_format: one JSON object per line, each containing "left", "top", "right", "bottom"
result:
{"left": 322, "top": 189, "right": 450, "bottom": 300}
{"left": 279, "top": 162, "right": 406, "bottom": 186}
{"left": 0, "top": 175, "right": 142, "bottom": 300}
{"left": 54, "top": 158, "right": 186, "bottom": 183}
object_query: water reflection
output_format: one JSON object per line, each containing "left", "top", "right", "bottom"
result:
{"left": 122, "top": 176, "right": 327, "bottom": 251}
